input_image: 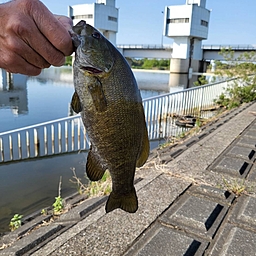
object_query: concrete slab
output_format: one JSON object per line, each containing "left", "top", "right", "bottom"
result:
{"left": 211, "top": 157, "right": 251, "bottom": 177}
{"left": 236, "top": 136, "right": 256, "bottom": 148}
{"left": 48, "top": 174, "right": 191, "bottom": 256}
{"left": 188, "top": 185, "right": 235, "bottom": 205}
{"left": 226, "top": 146, "right": 255, "bottom": 161}
{"left": 0, "top": 224, "right": 63, "bottom": 256}
{"left": 229, "top": 195, "right": 256, "bottom": 231}
{"left": 124, "top": 223, "right": 209, "bottom": 256}
{"left": 159, "top": 185, "right": 231, "bottom": 240}
{"left": 209, "top": 224, "right": 256, "bottom": 256}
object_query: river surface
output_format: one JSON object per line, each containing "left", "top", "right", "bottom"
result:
{"left": 0, "top": 67, "right": 182, "bottom": 232}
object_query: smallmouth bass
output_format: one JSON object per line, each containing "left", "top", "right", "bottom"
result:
{"left": 70, "top": 20, "right": 149, "bottom": 213}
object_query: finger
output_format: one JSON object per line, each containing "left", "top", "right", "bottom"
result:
{"left": 29, "top": 2, "right": 73, "bottom": 56}
{"left": 1, "top": 50, "right": 42, "bottom": 76}
{"left": 6, "top": 35, "right": 51, "bottom": 69}
{"left": 12, "top": 16, "right": 66, "bottom": 67}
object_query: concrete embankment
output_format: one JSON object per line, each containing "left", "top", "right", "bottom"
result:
{"left": 1, "top": 101, "right": 256, "bottom": 255}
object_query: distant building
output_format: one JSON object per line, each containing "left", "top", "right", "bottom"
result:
{"left": 163, "top": 0, "right": 211, "bottom": 88}
{"left": 68, "top": 0, "right": 118, "bottom": 45}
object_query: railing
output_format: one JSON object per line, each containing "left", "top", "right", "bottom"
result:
{"left": 202, "top": 45, "right": 256, "bottom": 50}
{"left": 0, "top": 79, "right": 231, "bottom": 163}
{"left": 143, "top": 79, "right": 229, "bottom": 140}
{"left": 117, "top": 44, "right": 173, "bottom": 49}
{"left": 0, "top": 115, "right": 90, "bottom": 163}
{"left": 117, "top": 44, "right": 256, "bottom": 51}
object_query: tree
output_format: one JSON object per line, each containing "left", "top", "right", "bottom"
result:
{"left": 193, "top": 75, "right": 208, "bottom": 86}
{"left": 214, "top": 48, "right": 256, "bottom": 109}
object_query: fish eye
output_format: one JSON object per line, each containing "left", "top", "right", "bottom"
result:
{"left": 92, "top": 32, "right": 101, "bottom": 39}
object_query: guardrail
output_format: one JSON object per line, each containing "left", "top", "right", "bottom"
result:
{"left": 0, "top": 115, "right": 90, "bottom": 163}
{"left": 143, "top": 80, "right": 229, "bottom": 140}
{"left": 0, "top": 79, "right": 230, "bottom": 163}
{"left": 117, "top": 44, "right": 256, "bottom": 51}
{"left": 202, "top": 45, "right": 256, "bottom": 50}
{"left": 117, "top": 44, "right": 173, "bottom": 49}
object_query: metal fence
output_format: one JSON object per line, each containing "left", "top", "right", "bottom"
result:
{"left": 0, "top": 115, "right": 90, "bottom": 163}
{"left": 143, "top": 79, "right": 229, "bottom": 140}
{"left": 0, "top": 79, "right": 230, "bottom": 163}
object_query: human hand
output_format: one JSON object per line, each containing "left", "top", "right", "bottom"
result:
{"left": 0, "top": 0, "right": 73, "bottom": 76}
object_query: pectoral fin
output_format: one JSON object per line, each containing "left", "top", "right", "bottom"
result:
{"left": 71, "top": 91, "right": 82, "bottom": 113}
{"left": 86, "top": 147, "right": 107, "bottom": 181}
{"left": 88, "top": 78, "right": 107, "bottom": 112}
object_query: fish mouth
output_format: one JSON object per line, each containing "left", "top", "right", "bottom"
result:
{"left": 81, "top": 66, "right": 103, "bottom": 74}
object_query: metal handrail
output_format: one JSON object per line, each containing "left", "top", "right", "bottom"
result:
{"left": 117, "top": 44, "right": 256, "bottom": 51}
{"left": 202, "top": 45, "right": 256, "bottom": 50}
{"left": 117, "top": 44, "right": 173, "bottom": 49}
{"left": 0, "top": 78, "right": 232, "bottom": 163}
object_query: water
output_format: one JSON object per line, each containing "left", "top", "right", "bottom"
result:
{"left": 0, "top": 67, "right": 183, "bottom": 133}
{"left": 0, "top": 67, "right": 182, "bottom": 233}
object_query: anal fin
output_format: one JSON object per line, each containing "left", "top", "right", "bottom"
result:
{"left": 86, "top": 148, "right": 106, "bottom": 181}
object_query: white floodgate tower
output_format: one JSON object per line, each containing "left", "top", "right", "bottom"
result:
{"left": 68, "top": 0, "right": 118, "bottom": 46}
{"left": 164, "top": 0, "right": 210, "bottom": 88}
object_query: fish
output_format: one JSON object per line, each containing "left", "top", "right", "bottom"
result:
{"left": 70, "top": 20, "right": 149, "bottom": 213}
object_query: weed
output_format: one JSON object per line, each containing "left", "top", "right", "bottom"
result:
{"left": 9, "top": 214, "right": 23, "bottom": 231}
{"left": 41, "top": 209, "right": 47, "bottom": 216}
{"left": 70, "top": 168, "right": 112, "bottom": 198}
{"left": 53, "top": 176, "right": 64, "bottom": 215}
{"left": 222, "top": 178, "right": 246, "bottom": 196}
{"left": 87, "top": 171, "right": 112, "bottom": 197}
{"left": 69, "top": 168, "right": 87, "bottom": 194}
{"left": 195, "top": 118, "right": 202, "bottom": 127}
{"left": 178, "top": 131, "right": 186, "bottom": 139}
{"left": 53, "top": 196, "right": 64, "bottom": 214}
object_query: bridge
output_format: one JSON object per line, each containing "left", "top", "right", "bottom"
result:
{"left": 117, "top": 44, "right": 256, "bottom": 60}
{"left": 117, "top": 44, "right": 172, "bottom": 59}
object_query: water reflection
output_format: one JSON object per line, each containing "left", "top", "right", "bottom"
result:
{"left": 0, "top": 71, "right": 28, "bottom": 116}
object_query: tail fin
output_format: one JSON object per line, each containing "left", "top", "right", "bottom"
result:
{"left": 105, "top": 188, "right": 138, "bottom": 213}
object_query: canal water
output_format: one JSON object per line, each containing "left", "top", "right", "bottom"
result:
{"left": 0, "top": 67, "right": 182, "bottom": 233}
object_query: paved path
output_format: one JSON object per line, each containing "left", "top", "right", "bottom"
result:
{"left": 1, "top": 102, "right": 256, "bottom": 256}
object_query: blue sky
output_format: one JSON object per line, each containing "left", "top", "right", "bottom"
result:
{"left": 5, "top": 0, "right": 256, "bottom": 46}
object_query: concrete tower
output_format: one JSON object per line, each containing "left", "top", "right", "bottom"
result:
{"left": 68, "top": 0, "right": 118, "bottom": 45}
{"left": 163, "top": 0, "right": 210, "bottom": 88}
